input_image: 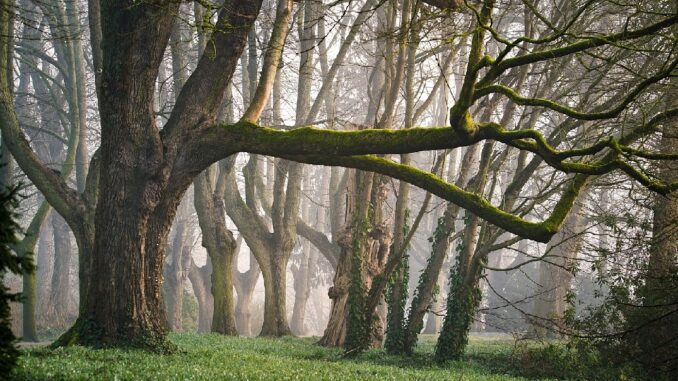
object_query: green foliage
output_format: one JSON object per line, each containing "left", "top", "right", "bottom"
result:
{"left": 435, "top": 263, "right": 481, "bottom": 363}
{"left": 14, "top": 334, "right": 557, "bottom": 380}
{"left": 0, "top": 183, "right": 33, "bottom": 375}
{"left": 404, "top": 216, "right": 450, "bottom": 354}
{"left": 510, "top": 340, "right": 625, "bottom": 380}
{"left": 344, "top": 223, "right": 370, "bottom": 357}
{"left": 567, "top": 270, "right": 678, "bottom": 381}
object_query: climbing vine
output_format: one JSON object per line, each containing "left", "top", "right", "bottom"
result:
{"left": 435, "top": 211, "right": 484, "bottom": 362}
{"left": 403, "top": 215, "right": 451, "bottom": 354}
{"left": 384, "top": 210, "right": 411, "bottom": 354}
{"left": 343, "top": 215, "right": 372, "bottom": 357}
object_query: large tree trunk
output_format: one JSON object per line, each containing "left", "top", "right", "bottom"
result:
{"left": 259, "top": 256, "right": 291, "bottom": 336}
{"left": 634, "top": 117, "right": 678, "bottom": 373}
{"left": 2, "top": 0, "right": 260, "bottom": 351}
{"left": 194, "top": 169, "right": 238, "bottom": 335}
{"left": 318, "top": 246, "right": 351, "bottom": 346}
{"left": 56, "top": 0, "right": 181, "bottom": 349}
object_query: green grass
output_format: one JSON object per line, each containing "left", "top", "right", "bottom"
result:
{"left": 13, "top": 334, "right": 557, "bottom": 380}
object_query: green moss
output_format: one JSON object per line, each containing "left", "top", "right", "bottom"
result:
{"left": 52, "top": 316, "right": 177, "bottom": 354}
{"left": 344, "top": 218, "right": 371, "bottom": 357}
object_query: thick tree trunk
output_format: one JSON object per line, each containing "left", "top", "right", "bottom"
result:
{"left": 260, "top": 257, "right": 291, "bottom": 336}
{"left": 634, "top": 119, "right": 677, "bottom": 372}
{"left": 318, "top": 248, "right": 351, "bottom": 346}
{"left": 4, "top": 0, "right": 260, "bottom": 351}
{"left": 210, "top": 244, "right": 237, "bottom": 335}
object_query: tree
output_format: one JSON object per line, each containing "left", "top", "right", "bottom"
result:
{"left": 0, "top": 0, "right": 675, "bottom": 352}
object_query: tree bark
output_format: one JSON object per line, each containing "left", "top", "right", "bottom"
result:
{"left": 188, "top": 258, "right": 213, "bottom": 333}
{"left": 531, "top": 200, "right": 586, "bottom": 337}
{"left": 290, "top": 242, "right": 313, "bottom": 336}
{"left": 260, "top": 256, "right": 291, "bottom": 336}
{"left": 45, "top": 212, "right": 74, "bottom": 329}
{"left": 234, "top": 252, "right": 260, "bottom": 336}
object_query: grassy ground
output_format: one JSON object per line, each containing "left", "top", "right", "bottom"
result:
{"left": 13, "top": 333, "right": 556, "bottom": 380}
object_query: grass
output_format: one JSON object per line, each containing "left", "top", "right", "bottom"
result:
{"left": 13, "top": 333, "right": 558, "bottom": 380}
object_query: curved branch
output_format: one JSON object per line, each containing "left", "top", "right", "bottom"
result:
{"left": 296, "top": 220, "right": 340, "bottom": 268}
{"left": 281, "top": 154, "right": 557, "bottom": 242}
{"left": 0, "top": 85, "right": 83, "bottom": 225}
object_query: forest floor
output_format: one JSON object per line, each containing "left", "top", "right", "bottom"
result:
{"left": 12, "top": 333, "right": 566, "bottom": 380}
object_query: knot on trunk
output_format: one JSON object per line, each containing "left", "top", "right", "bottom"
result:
{"left": 367, "top": 224, "right": 392, "bottom": 269}
{"left": 328, "top": 275, "right": 350, "bottom": 299}
{"left": 370, "top": 313, "right": 385, "bottom": 348}
{"left": 336, "top": 227, "right": 354, "bottom": 249}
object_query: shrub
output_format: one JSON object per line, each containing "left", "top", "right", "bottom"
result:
{"left": 0, "top": 183, "right": 33, "bottom": 374}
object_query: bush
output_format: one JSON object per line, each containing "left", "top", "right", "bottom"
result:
{"left": 0, "top": 183, "right": 33, "bottom": 374}
{"left": 510, "top": 339, "right": 621, "bottom": 380}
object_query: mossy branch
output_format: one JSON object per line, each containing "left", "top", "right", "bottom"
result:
{"left": 281, "top": 153, "right": 556, "bottom": 242}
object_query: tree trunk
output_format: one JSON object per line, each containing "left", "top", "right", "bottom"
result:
{"left": 210, "top": 243, "right": 237, "bottom": 335}
{"left": 435, "top": 139, "right": 496, "bottom": 361}
{"left": 291, "top": 240, "right": 312, "bottom": 336}
{"left": 634, "top": 117, "right": 677, "bottom": 373}
{"left": 531, "top": 200, "right": 586, "bottom": 337}
{"left": 45, "top": 212, "right": 74, "bottom": 329}
{"left": 260, "top": 256, "right": 291, "bottom": 336}
{"left": 235, "top": 252, "right": 260, "bottom": 336}
{"left": 318, "top": 248, "right": 351, "bottom": 346}
{"left": 188, "top": 258, "right": 213, "bottom": 333}
{"left": 404, "top": 145, "right": 476, "bottom": 354}
{"left": 194, "top": 169, "right": 238, "bottom": 335}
